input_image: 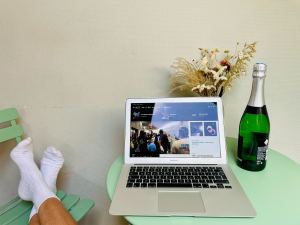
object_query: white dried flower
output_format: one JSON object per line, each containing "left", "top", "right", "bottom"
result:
{"left": 201, "top": 56, "right": 208, "bottom": 67}
{"left": 191, "top": 85, "right": 200, "bottom": 92}
{"left": 192, "top": 84, "right": 216, "bottom": 93}
{"left": 210, "top": 66, "right": 228, "bottom": 85}
{"left": 238, "top": 51, "right": 244, "bottom": 59}
{"left": 200, "top": 56, "right": 210, "bottom": 73}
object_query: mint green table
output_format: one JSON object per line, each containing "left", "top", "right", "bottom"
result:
{"left": 106, "top": 137, "right": 300, "bottom": 225}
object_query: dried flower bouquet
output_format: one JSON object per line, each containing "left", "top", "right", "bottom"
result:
{"left": 170, "top": 42, "right": 256, "bottom": 97}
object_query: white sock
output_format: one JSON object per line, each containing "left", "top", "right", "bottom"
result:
{"left": 41, "top": 146, "right": 64, "bottom": 192}
{"left": 10, "top": 137, "right": 57, "bottom": 209}
{"left": 29, "top": 146, "right": 64, "bottom": 219}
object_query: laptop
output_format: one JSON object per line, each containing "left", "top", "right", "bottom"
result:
{"left": 109, "top": 97, "right": 256, "bottom": 217}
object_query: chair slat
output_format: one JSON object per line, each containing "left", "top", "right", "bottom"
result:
{"left": 0, "top": 109, "right": 19, "bottom": 124}
{"left": 56, "top": 190, "right": 67, "bottom": 200}
{"left": 0, "top": 125, "right": 23, "bottom": 143}
{"left": 61, "top": 195, "right": 80, "bottom": 210}
{"left": 4, "top": 211, "right": 29, "bottom": 225}
{"left": 70, "top": 199, "right": 95, "bottom": 222}
{"left": 0, "top": 197, "right": 20, "bottom": 215}
{"left": 0, "top": 201, "right": 32, "bottom": 225}
{"left": 2, "top": 202, "right": 32, "bottom": 225}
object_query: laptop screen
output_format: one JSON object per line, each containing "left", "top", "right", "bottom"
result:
{"left": 129, "top": 101, "right": 221, "bottom": 158}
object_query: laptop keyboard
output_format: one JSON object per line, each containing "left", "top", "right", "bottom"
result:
{"left": 126, "top": 166, "right": 232, "bottom": 189}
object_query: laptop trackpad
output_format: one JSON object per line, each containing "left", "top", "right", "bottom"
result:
{"left": 158, "top": 191, "right": 205, "bottom": 213}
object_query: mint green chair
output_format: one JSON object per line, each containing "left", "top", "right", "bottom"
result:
{"left": 0, "top": 108, "right": 95, "bottom": 224}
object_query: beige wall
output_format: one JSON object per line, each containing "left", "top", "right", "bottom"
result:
{"left": 1, "top": 0, "right": 300, "bottom": 224}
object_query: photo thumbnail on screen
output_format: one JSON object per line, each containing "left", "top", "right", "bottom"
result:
{"left": 129, "top": 103, "right": 194, "bottom": 157}
{"left": 130, "top": 121, "right": 190, "bottom": 157}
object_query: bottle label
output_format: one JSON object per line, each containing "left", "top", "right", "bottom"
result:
{"left": 257, "top": 145, "right": 268, "bottom": 165}
{"left": 255, "top": 134, "right": 269, "bottom": 165}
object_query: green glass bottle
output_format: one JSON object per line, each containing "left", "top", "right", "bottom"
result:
{"left": 237, "top": 63, "right": 270, "bottom": 171}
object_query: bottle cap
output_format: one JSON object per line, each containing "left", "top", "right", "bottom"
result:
{"left": 253, "top": 63, "right": 267, "bottom": 77}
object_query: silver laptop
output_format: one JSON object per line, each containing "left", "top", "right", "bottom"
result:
{"left": 109, "top": 97, "right": 256, "bottom": 217}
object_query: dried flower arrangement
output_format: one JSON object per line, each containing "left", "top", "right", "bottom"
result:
{"left": 170, "top": 42, "right": 256, "bottom": 97}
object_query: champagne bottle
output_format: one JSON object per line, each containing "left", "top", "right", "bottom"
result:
{"left": 237, "top": 63, "right": 270, "bottom": 171}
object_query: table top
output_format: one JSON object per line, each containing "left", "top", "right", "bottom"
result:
{"left": 106, "top": 137, "right": 300, "bottom": 225}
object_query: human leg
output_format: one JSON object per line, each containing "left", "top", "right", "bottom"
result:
{"left": 29, "top": 146, "right": 64, "bottom": 225}
{"left": 29, "top": 198, "right": 77, "bottom": 225}
{"left": 11, "top": 138, "right": 77, "bottom": 225}
{"left": 38, "top": 198, "right": 77, "bottom": 225}
{"left": 29, "top": 215, "right": 40, "bottom": 225}
{"left": 10, "top": 138, "right": 56, "bottom": 206}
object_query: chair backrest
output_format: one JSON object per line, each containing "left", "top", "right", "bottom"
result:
{"left": 0, "top": 108, "right": 23, "bottom": 144}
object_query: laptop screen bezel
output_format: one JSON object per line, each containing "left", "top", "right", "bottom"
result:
{"left": 124, "top": 97, "right": 227, "bottom": 165}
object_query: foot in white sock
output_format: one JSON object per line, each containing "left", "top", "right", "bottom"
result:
{"left": 30, "top": 146, "right": 64, "bottom": 219}
{"left": 41, "top": 146, "right": 64, "bottom": 192}
{"left": 10, "top": 138, "right": 57, "bottom": 209}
